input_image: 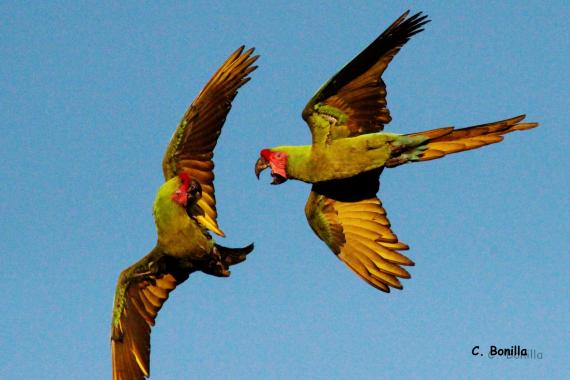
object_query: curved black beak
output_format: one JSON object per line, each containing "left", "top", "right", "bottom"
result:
{"left": 255, "top": 156, "right": 270, "bottom": 179}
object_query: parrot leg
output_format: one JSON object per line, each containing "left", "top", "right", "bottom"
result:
{"left": 197, "top": 243, "right": 254, "bottom": 277}
{"left": 198, "top": 246, "right": 231, "bottom": 277}
{"left": 217, "top": 244, "right": 253, "bottom": 266}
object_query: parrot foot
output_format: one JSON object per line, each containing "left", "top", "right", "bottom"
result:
{"left": 198, "top": 243, "right": 254, "bottom": 277}
{"left": 199, "top": 246, "right": 231, "bottom": 277}
{"left": 216, "top": 243, "right": 253, "bottom": 267}
{"left": 386, "top": 155, "right": 409, "bottom": 167}
{"left": 200, "top": 244, "right": 253, "bottom": 277}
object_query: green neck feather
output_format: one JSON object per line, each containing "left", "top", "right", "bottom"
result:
{"left": 152, "top": 177, "right": 212, "bottom": 255}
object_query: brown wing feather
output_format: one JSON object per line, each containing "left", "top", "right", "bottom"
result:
{"left": 300, "top": 11, "right": 427, "bottom": 288}
{"left": 162, "top": 46, "right": 259, "bottom": 235}
{"left": 111, "top": 242, "right": 254, "bottom": 380}
{"left": 302, "top": 11, "right": 429, "bottom": 139}
{"left": 112, "top": 274, "right": 179, "bottom": 380}
{"left": 111, "top": 250, "right": 189, "bottom": 380}
{"left": 306, "top": 191, "right": 413, "bottom": 292}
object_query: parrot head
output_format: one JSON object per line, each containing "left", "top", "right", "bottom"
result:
{"left": 255, "top": 149, "right": 288, "bottom": 185}
{"left": 171, "top": 172, "right": 202, "bottom": 209}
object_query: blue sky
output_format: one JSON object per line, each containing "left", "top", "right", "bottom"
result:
{"left": 1, "top": 1, "right": 568, "bottom": 379}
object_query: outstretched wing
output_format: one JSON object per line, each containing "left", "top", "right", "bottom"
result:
{"left": 111, "top": 251, "right": 190, "bottom": 380}
{"left": 302, "top": 11, "right": 429, "bottom": 145}
{"left": 300, "top": 12, "right": 426, "bottom": 288}
{"left": 305, "top": 171, "right": 413, "bottom": 292}
{"left": 162, "top": 46, "right": 259, "bottom": 236}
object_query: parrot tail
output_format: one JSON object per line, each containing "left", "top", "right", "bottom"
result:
{"left": 386, "top": 115, "right": 538, "bottom": 167}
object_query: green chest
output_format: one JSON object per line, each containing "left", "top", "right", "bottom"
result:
{"left": 285, "top": 135, "right": 394, "bottom": 183}
{"left": 152, "top": 182, "right": 214, "bottom": 258}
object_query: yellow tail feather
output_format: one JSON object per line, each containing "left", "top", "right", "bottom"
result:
{"left": 409, "top": 115, "right": 538, "bottom": 161}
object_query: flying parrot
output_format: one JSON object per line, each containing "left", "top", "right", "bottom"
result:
{"left": 255, "top": 11, "right": 538, "bottom": 293}
{"left": 111, "top": 46, "right": 258, "bottom": 380}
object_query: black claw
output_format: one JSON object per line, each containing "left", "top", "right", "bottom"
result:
{"left": 199, "top": 243, "right": 254, "bottom": 277}
{"left": 199, "top": 248, "right": 231, "bottom": 277}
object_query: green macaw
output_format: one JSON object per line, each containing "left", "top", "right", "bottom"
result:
{"left": 255, "top": 11, "right": 538, "bottom": 292}
{"left": 111, "top": 46, "right": 258, "bottom": 380}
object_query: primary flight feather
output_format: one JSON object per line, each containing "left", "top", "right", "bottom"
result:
{"left": 111, "top": 46, "right": 258, "bottom": 380}
{"left": 255, "top": 11, "right": 537, "bottom": 292}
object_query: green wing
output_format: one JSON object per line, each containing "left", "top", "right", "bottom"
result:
{"left": 162, "top": 46, "right": 258, "bottom": 236}
{"left": 305, "top": 172, "right": 413, "bottom": 292}
{"left": 302, "top": 11, "right": 429, "bottom": 146}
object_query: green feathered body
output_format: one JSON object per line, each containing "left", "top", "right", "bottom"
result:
{"left": 111, "top": 46, "right": 259, "bottom": 380}
{"left": 153, "top": 177, "right": 214, "bottom": 259}
{"left": 273, "top": 132, "right": 426, "bottom": 183}
{"left": 254, "top": 11, "right": 538, "bottom": 296}
{"left": 111, "top": 177, "right": 213, "bottom": 329}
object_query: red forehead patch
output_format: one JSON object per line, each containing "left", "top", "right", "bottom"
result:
{"left": 178, "top": 172, "right": 191, "bottom": 189}
{"left": 260, "top": 149, "right": 271, "bottom": 160}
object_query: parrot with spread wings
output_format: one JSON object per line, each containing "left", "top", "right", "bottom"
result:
{"left": 255, "top": 11, "right": 537, "bottom": 292}
{"left": 111, "top": 46, "right": 258, "bottom": 380}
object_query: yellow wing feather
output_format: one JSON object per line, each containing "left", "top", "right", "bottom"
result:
{"left": 162, "top": 46, "right": 258, "bottom": 236}
{"left": 306, "top": 191, "right": 413, "bottom": 292}
{"left": 112, "top": 270, "right": 180, "bottom": 380}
